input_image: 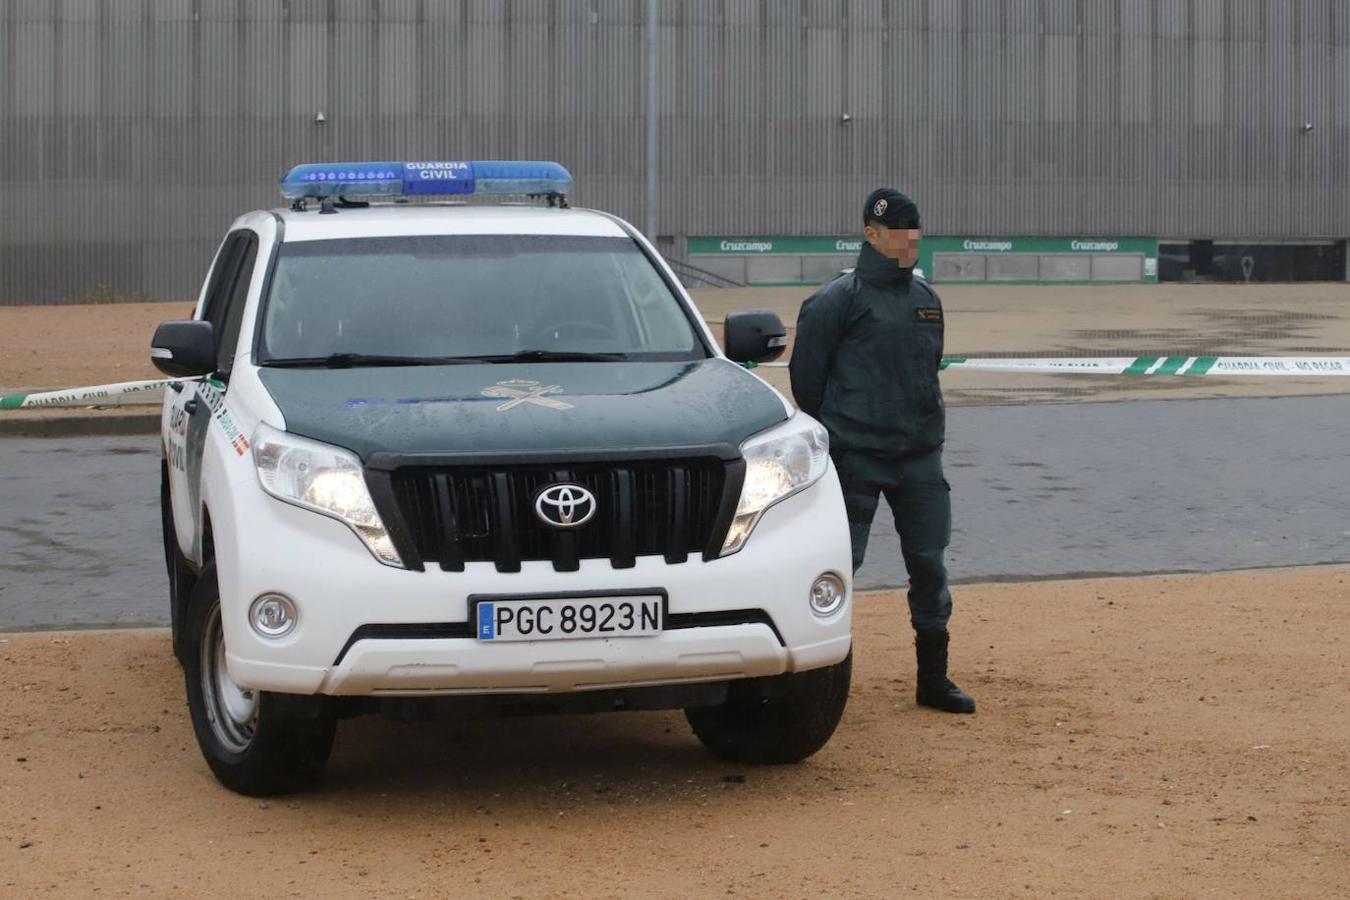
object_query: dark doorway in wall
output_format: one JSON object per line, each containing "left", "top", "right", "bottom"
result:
{"left": 1158, "top": 241, "right": 1347, "bottom": 282}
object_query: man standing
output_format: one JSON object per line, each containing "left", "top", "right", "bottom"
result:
{"left": 790, "top": 188, "right": 975, "bottom": 714}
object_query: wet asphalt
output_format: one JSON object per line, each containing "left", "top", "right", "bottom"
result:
{"left": 1, "top": 394, "right": 1348, "bottom": 631}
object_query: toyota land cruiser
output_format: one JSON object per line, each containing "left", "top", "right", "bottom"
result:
{"left": 152, "top": 161, "right": 853, "bottom": 795}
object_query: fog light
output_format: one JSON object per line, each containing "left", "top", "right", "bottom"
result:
{"left": 249, "top": 593, "right": 298, "bottom": 638}
{"left": 809, "top": 573, "right": 846, "bottom": 617}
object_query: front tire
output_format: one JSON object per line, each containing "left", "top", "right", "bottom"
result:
{"left": 686, "top": 652, "right": 852, "bottom": 764}
{"left": 183, "top": 562, "right": 335, "bottom": 796}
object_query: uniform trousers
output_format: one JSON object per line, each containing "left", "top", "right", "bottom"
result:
{"left": 832, "top": 446, "right": 952, "bottom": 636}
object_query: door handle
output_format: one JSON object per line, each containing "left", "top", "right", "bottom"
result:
{"left": 184, "top": 399, "right": 199, "bottom": 415}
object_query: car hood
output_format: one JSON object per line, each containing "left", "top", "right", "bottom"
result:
{"left": 256, "top": 358, "right": 788, "bottom": 461}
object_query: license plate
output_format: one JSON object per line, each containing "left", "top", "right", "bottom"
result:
{"left": 475, "top": 596, "right": 663, "bottom": 642}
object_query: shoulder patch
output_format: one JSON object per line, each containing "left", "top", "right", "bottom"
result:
{"left": 915, "top": 307, "right": 943, "bottom": 323}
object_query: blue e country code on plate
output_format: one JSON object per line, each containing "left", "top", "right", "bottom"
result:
{"left": 477, "top": 596, "right": 663, "bottom": 642}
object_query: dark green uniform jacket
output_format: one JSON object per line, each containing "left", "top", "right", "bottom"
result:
{"left": 790, "top": 243, "right": 945, "bottom": 458}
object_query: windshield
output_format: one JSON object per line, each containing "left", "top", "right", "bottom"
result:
{"left": 258, "top": 234, "right": 706, "bottom": 364}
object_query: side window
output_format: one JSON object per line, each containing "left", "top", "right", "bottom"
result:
{"left": 214, "top": 237, "right": 258, "bottom": 373}
{"left": 199, "top": 231, "right": 258, "bottom": 375}
{"left": 200, "top": 235, "right": 243, "bottom": 326}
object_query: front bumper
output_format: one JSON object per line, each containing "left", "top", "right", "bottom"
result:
{"left": 210, "top": 465, "right": 853, "bottom": 696}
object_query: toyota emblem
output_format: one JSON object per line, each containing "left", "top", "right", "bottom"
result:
{"left": 534, "top": 484, "right": 597, "bottom": 529}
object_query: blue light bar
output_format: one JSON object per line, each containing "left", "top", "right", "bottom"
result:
{"left": 279, "top": 160, "right": 572, "bottom": 201}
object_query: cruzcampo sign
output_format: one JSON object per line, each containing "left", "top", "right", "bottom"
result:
{"left": 690, "top": 234, "right": 1159, "bottom": 282}
{"left": 919, "top": 236, "right": 1159, "bottom": 282}
{"left": 689, "top": 235, "right": 1156, "bottom": 257}
{"left": 688, "top": 236, "right": 865, "bottom": 255}
{"left": 919, "top": 236, "right": 1157, "bottom": 255}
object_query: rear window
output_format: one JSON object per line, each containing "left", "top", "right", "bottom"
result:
{"left": 258, "top": 234, "right": 706, "bottom": 362}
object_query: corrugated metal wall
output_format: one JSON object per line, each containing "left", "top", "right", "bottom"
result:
{"left": 2, "top": 0, "right": 1347, "bottom": 302}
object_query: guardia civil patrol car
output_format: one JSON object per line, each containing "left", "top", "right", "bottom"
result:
{"left": 153, "top": 161, "right": 853, "bottom": 795}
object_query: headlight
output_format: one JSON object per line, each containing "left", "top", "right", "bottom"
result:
{"left": 720, "top": 414, "right": 830, "bottom": 556}
{"left": 252, "top": 423, "right": 403, "bottom": 567}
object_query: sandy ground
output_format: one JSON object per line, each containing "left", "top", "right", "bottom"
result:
{"left": 0, "top": 302, "right": 193, "bottom": 392}
{"left": 2, "top": 569, "right": 1347, "bottom": 898}
{"left": 3, "top": 283, "right": 1350, "bottom": 409}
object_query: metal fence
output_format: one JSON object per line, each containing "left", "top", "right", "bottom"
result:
{"left": 2, "top": 0, "right": 1348, "bottom": 302}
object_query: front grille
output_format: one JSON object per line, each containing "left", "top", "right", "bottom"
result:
{"left": 386, "top": 459, "right": 730, "bottom": 572}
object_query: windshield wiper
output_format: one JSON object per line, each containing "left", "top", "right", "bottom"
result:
{"left": 263, "top": 353, "right": 477, "bottom": 368}
{"left": 466, "top": 350, "right": 630, "bottom": 363}
{"left": 264, "top": 350, "right": 630, "bottom": 368}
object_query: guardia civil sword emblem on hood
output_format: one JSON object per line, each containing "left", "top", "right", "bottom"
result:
{"left": 481, "top": 379, "right": 574, "bottom": 412}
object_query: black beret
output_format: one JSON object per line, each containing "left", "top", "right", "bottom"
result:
{"left": 863, "top": 188, "right": 920, "bottom": 229}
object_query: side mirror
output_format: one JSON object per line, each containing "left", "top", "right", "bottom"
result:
{"left": 150, "top": 320, "right": 216, "bottom": 378}
{"left": 723, "top": 309, "right": 788, "bottom": 364}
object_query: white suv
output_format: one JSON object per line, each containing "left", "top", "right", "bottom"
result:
{"left": 152, "top": 161, "right": 853, "bottom": 795}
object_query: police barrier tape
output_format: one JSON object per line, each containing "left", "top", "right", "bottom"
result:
{"left": 760, "top": 355, "right": 1350, "bottom": 375}
{"left": 938, "top": 356, "right": 1350, "bottom": 375}
{"left": 4, "top": 356, "right": 1350, "bottom": 411}
{"left": 0, "top": 377, "right": 201, "bottom": 410}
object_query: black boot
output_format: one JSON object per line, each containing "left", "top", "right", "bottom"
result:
{"left": 914, "top": 630, "right": 976, "bottom": 714}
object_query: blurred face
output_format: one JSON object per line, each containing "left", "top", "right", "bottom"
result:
{"left": 865, "top": 222, "right": 921, "bottom": 267}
